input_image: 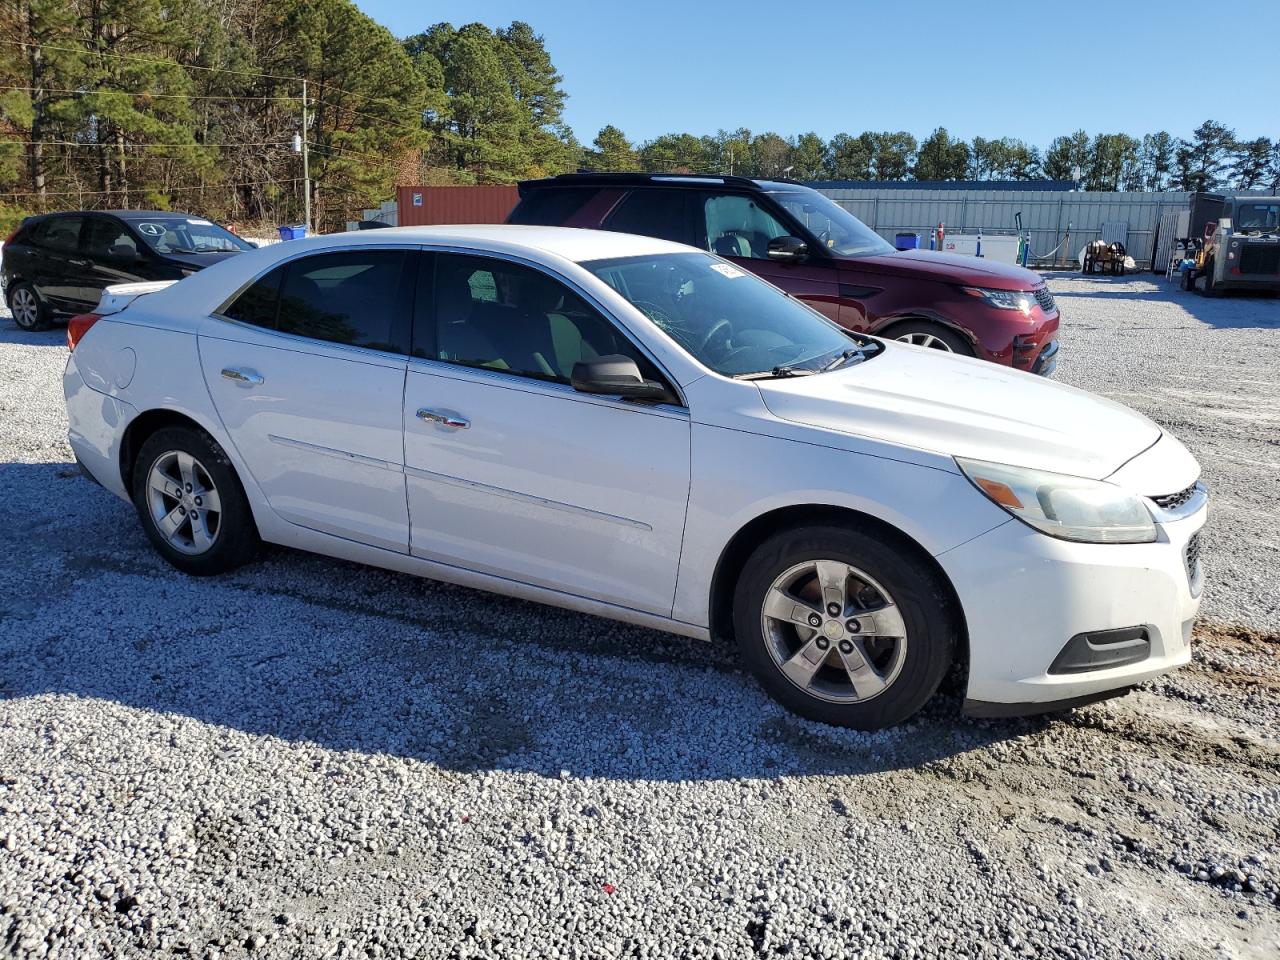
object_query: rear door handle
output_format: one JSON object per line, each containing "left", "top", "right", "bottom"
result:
{"left": 416, "top": 408, "right": 469, "bottom": 429}
{"left": 221, "top": 367, "right": 264, "bottom": 386}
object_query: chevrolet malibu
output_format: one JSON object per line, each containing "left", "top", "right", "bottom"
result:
{"left": 63, "top": 226, "right": 1207, "bottom": 729}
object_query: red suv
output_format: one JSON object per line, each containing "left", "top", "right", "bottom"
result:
{"left": 508, "top": 174, "right": 1059, "bottom": 375}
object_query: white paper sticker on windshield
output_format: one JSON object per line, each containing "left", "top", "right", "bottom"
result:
{"left": 186, "top": 218, "right": 213, "bottom": 225}
{"left": 710, "top": 263, "right": 745, "bottom": 279}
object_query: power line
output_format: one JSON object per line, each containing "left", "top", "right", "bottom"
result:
{"left": 1, "top": 177, "right": 304, "bottom": 199}
{"left": 2, "top": 85, "right": 300, "bottom": 102}
{"left": 1, "top": 40, "right": 421, "bottom": 115}
{"left": 3, "top": 140, "right": 290, "bottom": 149}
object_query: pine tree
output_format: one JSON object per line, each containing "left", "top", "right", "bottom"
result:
{"left": 1044, "top": 130, "right": 1090, "bottom": 183}
{"left": 788, "top": 133, "right": 827, "bottom": 181}
{"left": 1230, "top": 137, "right": 1274, "bottom": 190}
{"left": 913, "top": 128, "right": 969, "bottom": 181}
{"left": 589, "top": 125, "right": 636, "bottom": 172}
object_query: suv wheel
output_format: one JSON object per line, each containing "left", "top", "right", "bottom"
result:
{"left": 132, "top": 426, "right": 258, "bottom": 575}
{"left": 8, "top": 283, "right": 52, "bottom": 331}
{"left": 732, "top": 525, "right": 957, "bottom": 729}
{"left": 887, "top": 320, "right": 972, "bottom": 356}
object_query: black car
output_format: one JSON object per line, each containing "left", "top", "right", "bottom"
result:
{"left": 2, "top": 210, "right": 255, "bottom": 331}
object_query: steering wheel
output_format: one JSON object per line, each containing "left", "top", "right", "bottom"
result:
{"left": 700, "top": 318, "right": 733, "bottom": 357}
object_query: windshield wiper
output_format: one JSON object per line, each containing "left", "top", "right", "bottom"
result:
{"left": 735, "top": 365, "right": 817, "bottom": 381}
{"left": 818, "top": 347, "right": 865, "bottom": 372}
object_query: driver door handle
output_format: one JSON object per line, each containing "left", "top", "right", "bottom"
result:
{"left": 417, "top": 408, "right": 469, "bottom": 429}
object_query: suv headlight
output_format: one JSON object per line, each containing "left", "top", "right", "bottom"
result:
{"left": 957, "top": 458, "right": 1156, "bottom": 544}
{"left": 962, "top": 286, "right": 1036, "bottom": 316}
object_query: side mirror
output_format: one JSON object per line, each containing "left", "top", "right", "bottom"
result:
{"left": 767, "top": 235, "right": 808, "bottom": 262}
{"left": 571, "top": 354, "right": 676, "bottom": 404}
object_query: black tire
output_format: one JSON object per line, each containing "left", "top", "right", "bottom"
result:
{"left": 1202, "top": 260, "right": 1222, "bottom": 298}
{"left": 885, "top": 320, "right": 974, "bottom": 357}
{"left": 7, "top": 282, "right": 53, "bottom": 331}
{"left": 732, "top": 525, "right": 958, "bottom": 730}
{"left": 131, "top": 425, "right": 258, "bottom": 576}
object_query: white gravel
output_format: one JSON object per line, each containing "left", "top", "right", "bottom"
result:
{"left": 1, "top": 276, "right": 1278, "bottom": 959}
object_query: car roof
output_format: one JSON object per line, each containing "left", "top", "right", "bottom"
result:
{"left": 258, "top": 224, "right": 691, "bottom": 264}
{"left": 519, "top": 172, "right": 807, "bottom": 193}
{"left": 33, "top": 209, "right": 199, "bottom": 221}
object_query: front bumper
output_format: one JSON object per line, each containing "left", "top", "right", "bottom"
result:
{"left": 936, "top": 499, "right": 1206, "bottom": 711}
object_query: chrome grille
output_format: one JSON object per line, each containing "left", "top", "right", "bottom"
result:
{"left": 1152, "top": 483, "right": 1197, "bottom": 510}
{"left": 1033, "top": 286, "right": 1056, "bottom": 313}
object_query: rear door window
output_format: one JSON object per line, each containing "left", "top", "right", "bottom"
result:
{"left": 223, "top": 266, "right": 284, "bottom": 329}
{"left": 32, "top": 216, "right": 85, "bottom": 253}
{"left": 602, "top": 188, "right": 694, "bottom": 246}
{"left": 276, "top": 251, "right": 410, "bottom": 353}
{"left": 507, "top": 188, "right": 595, "bottom": 225}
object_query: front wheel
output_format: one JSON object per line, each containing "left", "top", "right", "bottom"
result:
{"left": 886, "top": 320, "right": 973, "bottom": 356}
{"left": 732, "top": 526, "right": 958, "bottom": 729}
{"left": 1202, "top": 260, "right": 1222, "bottom": 298}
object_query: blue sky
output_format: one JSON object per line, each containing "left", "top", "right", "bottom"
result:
{"left": 356, "top": 0, "right": 1280, "bottom": 147}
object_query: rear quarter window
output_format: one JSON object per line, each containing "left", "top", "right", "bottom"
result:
{"left": 507, "top": 188, "right": 595, "bottom": 225}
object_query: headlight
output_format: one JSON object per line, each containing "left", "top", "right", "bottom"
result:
{"left": 180, "top": 268, "right": 197, "bottom": 277}
{"left": 957, "top": 458, "right": 1156, "bottom": 544}
{"left": 962, "top": 286, "right": 1036, "bottom": 316}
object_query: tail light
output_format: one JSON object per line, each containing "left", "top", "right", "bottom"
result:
{"left": 67, "top": 313, "right": 102, "bottom": 350}
{"left": 3, "top": 226, "right": 19, "bottom": 245}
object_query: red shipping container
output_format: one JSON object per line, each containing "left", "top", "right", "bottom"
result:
{"left": 396, "top": 185, "right": 519, "bottom": 227}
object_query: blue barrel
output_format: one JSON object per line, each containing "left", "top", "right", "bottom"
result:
{"left": 894, "top": 232, "right": 920, "bottom": 250}
{"left": 277, "top": 224, "right": 307, "bottom": 241}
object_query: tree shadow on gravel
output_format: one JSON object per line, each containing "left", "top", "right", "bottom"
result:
{"left": 1047, "top": 275, "right": 1280, "bottom": 330}
{"left": 0, "top": 460, "right": 1044, "bottom": 783}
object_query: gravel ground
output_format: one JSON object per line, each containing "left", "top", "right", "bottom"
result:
{"left": 1, "top": 276, "right": 1277, "bottom": 959}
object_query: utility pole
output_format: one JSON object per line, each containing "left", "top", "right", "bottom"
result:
{"left": 301, "top": 79, "right": 312, "bottom": 234}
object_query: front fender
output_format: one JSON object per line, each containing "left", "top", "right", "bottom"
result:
{"left": 670, "top": 419, "right": 1009, "bottom": 628}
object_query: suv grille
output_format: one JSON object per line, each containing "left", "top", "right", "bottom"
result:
{"left": 1152, "top": 483, "right": 1197, "bottom": 510}
{"left": 1033, "top": 286, "right": 1056, "bottom": 313}
{"left": 1240, "top": 244, "right": 1280, "bottom": 275}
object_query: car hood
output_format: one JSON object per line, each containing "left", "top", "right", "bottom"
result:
{"left": 159, "top": 250, "right": 244, "bottom": 271}
{"left": 851, "top": 249, "right": 1043, "bottom": 290}
{"left": 755, "top": 344, "right": 1162, "bottom": 481}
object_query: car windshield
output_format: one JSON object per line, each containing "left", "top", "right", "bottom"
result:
{"left": 583, "top": 251, "right": 876, "bottom": 378}
{"left": 1233, "top": 203, "right": 1280, "bottom": 232}
{"left": 129, "top": 217, "right": 253, "bottom": 254}
{"left": 767, "top": 188, "right": 894, "bottom": 257}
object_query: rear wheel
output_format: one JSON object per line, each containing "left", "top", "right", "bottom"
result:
{"left": 887, "top": 320, "right": 973, "bottom": 356}
{"left": 732, "top": 525, "right": 957, "bottom": 729}
{"left": 131, "top": 426, "right": 258, "bottom": 575}
{"left": 8, "top": 283, "right": 52, "bottom": 331}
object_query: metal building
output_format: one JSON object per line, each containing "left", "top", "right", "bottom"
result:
{"left": 813, "top": 184, "right": 1193, "bottom": 268}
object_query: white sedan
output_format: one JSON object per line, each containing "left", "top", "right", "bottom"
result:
{"left": 63, "top": 226, "right": 1207, "bottom": 729}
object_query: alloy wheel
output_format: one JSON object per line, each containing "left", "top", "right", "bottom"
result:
{"left": 760, "top": 559, "right": 908, "bottom": 703}
{"left": 145, "top": 450, "right": 223, "bottom": 555}
{"left": 896, "top": 331, "right": 953, "bottom": 351}
{"left": 11, "top": 287, "right": 40, "bottom": 329}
